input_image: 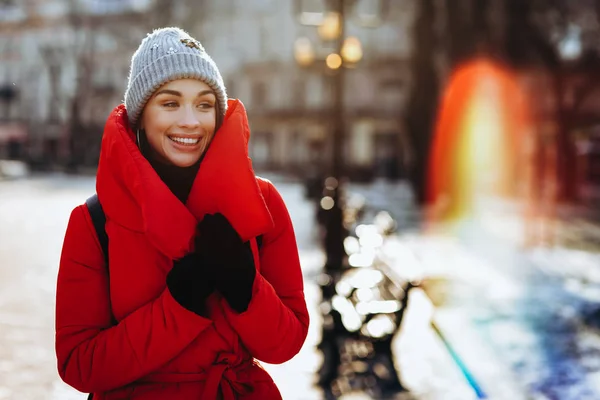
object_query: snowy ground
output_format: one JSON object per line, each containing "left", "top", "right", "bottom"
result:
{"left": 349, "top": 178, "right": 600, "bottom": 400}
{"left": 1, "top": 173, "right": 600, "bottom": 399}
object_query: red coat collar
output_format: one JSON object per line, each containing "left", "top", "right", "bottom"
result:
{"left": 96, "top": 100, "right": 273, "bottom": 260}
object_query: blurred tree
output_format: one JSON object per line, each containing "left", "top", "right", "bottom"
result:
{"left": 406, "top": 0, "right": 600, "bottom": 205}
{"left": 405, "top": 0, "right": 439, "bottom": 205}
{"left": 444, "top": 0, "right": 491, "bottom": 65}
{"left": 503, "top": 0, "right": 600, "bottom": 202}
{"left": 39, "top": 46, "right": 64, "bottom": 124}
{"left": 0, "top": 36, "right": 18, "bottom": 120}
{"left": 28, "top": 0, "right": 98, "bottom": 170}
{"left": 64, "top": 0, "right": 98, "bottom": 172}
{"left": 406, "top": 0, "right": 498, "bottom": 205}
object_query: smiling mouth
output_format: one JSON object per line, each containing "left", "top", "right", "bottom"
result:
{"left": 168, "top": 136, "right": 201, "bottom": 146}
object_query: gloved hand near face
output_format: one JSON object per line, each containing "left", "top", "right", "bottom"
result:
{"left": 196, "top": 213, "right": 256, "bottom": 313}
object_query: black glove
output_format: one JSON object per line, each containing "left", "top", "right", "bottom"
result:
{"left": 166, "top": 253, "right": 215, "bottom": 317}
{"left": 196, "top": 213, "right": 256, "bottom": 313}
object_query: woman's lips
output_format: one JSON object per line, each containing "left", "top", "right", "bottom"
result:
{"left": 168, "top": 135, "right": 201, "bottom": 146}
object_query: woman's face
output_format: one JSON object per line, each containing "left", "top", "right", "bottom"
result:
{"left": 140, "top": 79, "right": 217, "bottom": 167}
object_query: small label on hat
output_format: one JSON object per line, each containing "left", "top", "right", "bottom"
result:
{"left": 180, "top": 38, "right": 203, "bottom": 51}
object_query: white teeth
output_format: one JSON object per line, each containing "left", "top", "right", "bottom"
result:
{"left": 169, "top": 136, "right": 200, "bottom": 145}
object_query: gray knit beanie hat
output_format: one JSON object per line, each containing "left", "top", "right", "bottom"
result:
{"left": 124, "top": 27, "right": 227, "bottom": 128}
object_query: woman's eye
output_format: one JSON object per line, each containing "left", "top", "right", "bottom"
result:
{"left": 162, "top": 102, "right": 178, "bottom": 108}
{"left": 197, "top": 102, "right": 214, "bottom": 109}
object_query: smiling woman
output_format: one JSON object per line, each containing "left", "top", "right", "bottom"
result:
{"left": 140, "top": 80, "right": 218, "bottom": 168}
{"left": 54, "top": 27, "right": 309, "bottom": 400}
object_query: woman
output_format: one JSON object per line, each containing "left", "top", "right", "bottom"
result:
{"left": 55, "top": 27, "right": 309, "bottom": 399}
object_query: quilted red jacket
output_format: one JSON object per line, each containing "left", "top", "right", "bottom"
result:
{"left": 55, "top": 100, "right": 309, "bottom": 399}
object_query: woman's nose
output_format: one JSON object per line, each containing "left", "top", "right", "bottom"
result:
{"left": 178, "top": 106, "right": 200, "bottom": 129}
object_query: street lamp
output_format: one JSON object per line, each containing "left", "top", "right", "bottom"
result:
{"left": 293, "top": 37, "right": 316, "bottom": 67}
{"left": 294, "top": 0, "right": 385, "bottom": 272}
{"left": 293, "top": 0, "right": 388, "bottom": 391}
{"left": 341, "top": 36, "right": 363, "bottom": 64}
{"left": 318, "top": 11, "right": 341, "bottom": 41}
{"left": 295, "top": 34, "right": 363, "bottom": 69}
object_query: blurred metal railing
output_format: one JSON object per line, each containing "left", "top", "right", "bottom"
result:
{"left": 314, "top": 189, "right": 488, "bottom": 399}
{"left": 315, "top": 188, "right": 420, "bottom": 398}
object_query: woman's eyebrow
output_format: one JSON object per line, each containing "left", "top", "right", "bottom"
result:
{"left": 197, "top": 90, "right": 215, "bottom": 97}
{"left": 155, "top": 89, "right": 181, "bottom": 97}
{"left": 154, "top": 89, "right": 214, "bottom": 97}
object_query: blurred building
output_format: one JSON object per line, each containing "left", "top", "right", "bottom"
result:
{"left": 514, "top": 58, "right": 600, "bottom": 203}
{"left": 0, "top": 0, "right": 412, "bottom": 179}
{"left": 199, "top": 1, "right": 413, "bottom": 181}
{"left": 432, "top": 0, "right": 600, "bottom": 203}
{"left": 0, "top": 0, "right": 155, "bottom": 168}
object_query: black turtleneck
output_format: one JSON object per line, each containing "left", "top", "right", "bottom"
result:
{"left": 138, "top": 130, "right": 201, "bottom": 204}
{"left": 147, "top": 157, "right": 200, "bottom": 204}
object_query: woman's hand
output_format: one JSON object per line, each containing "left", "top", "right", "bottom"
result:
{"left": 166, "top": 253, "right": 215, "bottom": 316}
{"left": 196, "top": 213, "right": 256, "bottom": 313}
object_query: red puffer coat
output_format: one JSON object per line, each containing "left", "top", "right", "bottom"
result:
{"left": 55, "top": 100, "right": 309, "bottom": 399}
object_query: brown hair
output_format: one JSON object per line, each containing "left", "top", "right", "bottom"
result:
{"left": 215, "top": 101, "right": 224, "bottom": 132}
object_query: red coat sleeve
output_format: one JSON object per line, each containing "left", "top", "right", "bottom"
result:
{"left": 55, "top": 205, "right": 212, "bottom": 393}
{"left": 223, "top": 181, "right": 309, "bottom": 364}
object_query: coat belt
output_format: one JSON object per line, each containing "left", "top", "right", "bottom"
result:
{"left": 139, "top": 353, "right": 266, "bottom": 399}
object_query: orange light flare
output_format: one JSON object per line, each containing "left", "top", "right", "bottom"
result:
{"left": 426, "top": 58, "right": 534, "bottom": 229}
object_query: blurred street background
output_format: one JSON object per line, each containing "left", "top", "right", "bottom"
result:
{"left": 1, "top": 0, "right": 600, "bottom": 399}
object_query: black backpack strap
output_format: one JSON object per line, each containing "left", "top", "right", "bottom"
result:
{"left": 84, "top": 194, "right": 110, "bottom": 400}
{"left": 85, "top": 194, "right": 108, "bottom": 265}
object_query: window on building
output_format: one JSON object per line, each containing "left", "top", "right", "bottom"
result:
{"left": 291, "top": 131, "right": 307, "bottom": 165}
{"left": 374, "top": 132, "right": 402, "bottom": 179}
{"left": 292, "top": 79, "right": 306, "bottom": 109}
{"left": 323, "top": 75, "right": 335, "bottom": 106}
{"left": 251, "top": 81, "right": 268, "bottom": 109}
{"left": 378, "top": 78, "right": 405, "bottom": 110}
{"left": 250, "top": 131, "right": 273, "bottom": 169}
